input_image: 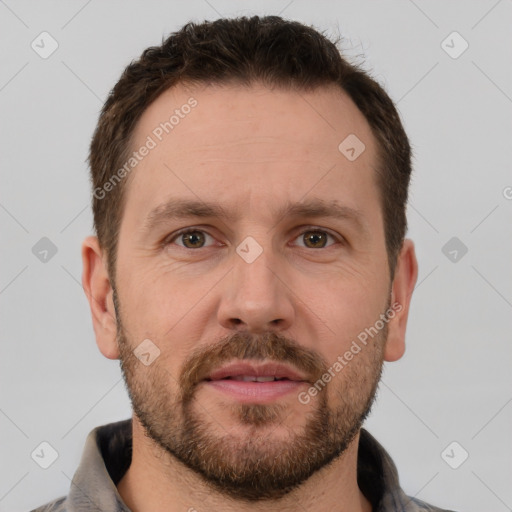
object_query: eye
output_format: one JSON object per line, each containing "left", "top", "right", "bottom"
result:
{"left": 166, "top": 229, "right": 216, "bottom": 249}
{"left": 293, "top": 229, "right": 339, "bottom": 249}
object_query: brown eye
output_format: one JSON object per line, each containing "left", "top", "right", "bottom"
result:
{"left": 165, "top": 229, "right": 218, "bottom": 250}
{"left": 181, "top": 230, "right": 206, "bottom": 248}
{"left": 302, "top": 230, "right": 329, "bottom": 248}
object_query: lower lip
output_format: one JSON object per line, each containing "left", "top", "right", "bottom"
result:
{"left": 203, "top": 379, "right": 307, "bottom": 403}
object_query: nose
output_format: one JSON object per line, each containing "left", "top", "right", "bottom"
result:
{"left": 217, "top": 247, "right": 295, "bottom": 333}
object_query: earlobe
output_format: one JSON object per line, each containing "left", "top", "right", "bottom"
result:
{"left": 81, "top": 236, "right": 120, "bottom": 360}
{"left": 383, "top": 239, "right": 418, "bottom": 362}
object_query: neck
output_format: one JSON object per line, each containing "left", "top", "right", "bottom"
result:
{"left": 117, "top": 415, "right": 372, "bottom": 512}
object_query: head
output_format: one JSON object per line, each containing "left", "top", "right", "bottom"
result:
{"left": 82, "top": 16, "right": 418, "bottom": 502}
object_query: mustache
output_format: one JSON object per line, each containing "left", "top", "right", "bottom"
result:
{"left": 178, "top": 331, "right": 328, "bottom": 403}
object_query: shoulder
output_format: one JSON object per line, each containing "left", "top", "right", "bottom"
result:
{"left": 405, "top": 495, "right": 458, "bottom": 512}
{"left": 29, "top": 496, "right": 67, "bottom": 512}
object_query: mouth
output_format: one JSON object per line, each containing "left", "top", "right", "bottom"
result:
{"left": 202, "top": 361, "right": 309, "bottom": 403}
{"left": 204, "top": 361, "right": 308, "bottom": 383}
{"left": 207, "top": 375, "right": 293, "bottom": 382}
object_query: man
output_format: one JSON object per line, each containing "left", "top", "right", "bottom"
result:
{"left": 32, "top": 15, "right": 455, "bottom": 512}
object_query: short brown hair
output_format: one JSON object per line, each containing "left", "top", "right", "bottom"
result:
{"left": 89, "top": 15, "right": 412, "bottom": 284}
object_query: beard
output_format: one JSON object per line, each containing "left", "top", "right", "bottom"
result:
{"left": 115, "top": 292, "right": 386, "bottom": 502}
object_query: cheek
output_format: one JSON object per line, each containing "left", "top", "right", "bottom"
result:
{"left": 119, "top": 270, "right": 213, "bottom": 358}
{"left": 305, "top": 274, "right": 388, "bottom": 362}
{"left": 118, "top": 261, "right": 197, "bottom": 330}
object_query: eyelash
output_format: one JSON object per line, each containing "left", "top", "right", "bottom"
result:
{"left": 163, "top": 227, "right": 342, "bottom": 249}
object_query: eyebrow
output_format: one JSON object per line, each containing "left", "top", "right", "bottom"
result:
{"left": 141, "top": 197, "right": 368, "bottom": 235}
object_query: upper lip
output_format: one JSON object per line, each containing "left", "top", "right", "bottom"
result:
{"left": 205, "top": 361, "right": 307, "bottom": 382}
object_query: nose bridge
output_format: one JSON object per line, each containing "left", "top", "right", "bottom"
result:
{"left": 217, "top": 237, "right": 294, "bottom": 332}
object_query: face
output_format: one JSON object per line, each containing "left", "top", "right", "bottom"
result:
{"left": 111, "top": 83, "right": 397, "bottom": 500}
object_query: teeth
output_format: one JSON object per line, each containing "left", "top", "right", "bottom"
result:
{"left": 255, "top": 376, "right": 276, "bottom": 382}
{"left": 230, "top": 376, "right": 279, "bottom": 382}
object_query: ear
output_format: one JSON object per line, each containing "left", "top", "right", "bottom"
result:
{"left": 384, "top": 239, "right": 418, "bottom": 362}
{"left": 81, "top": 236, "right": 119, "bottom": 360}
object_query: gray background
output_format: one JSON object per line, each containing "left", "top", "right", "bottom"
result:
{"left": 1, "top": 1, "right": 511, "bottom": 511}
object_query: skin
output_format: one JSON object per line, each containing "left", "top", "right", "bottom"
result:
{"left": 82, "top": 83, "right": 418, "bottom": 512}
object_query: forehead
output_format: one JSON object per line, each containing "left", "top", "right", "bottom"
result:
{"left": 133, "top": 82, "right": 375, "bottom": 156}
{"left": 124, "top": 82, "right": 380, "bottom": 224}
